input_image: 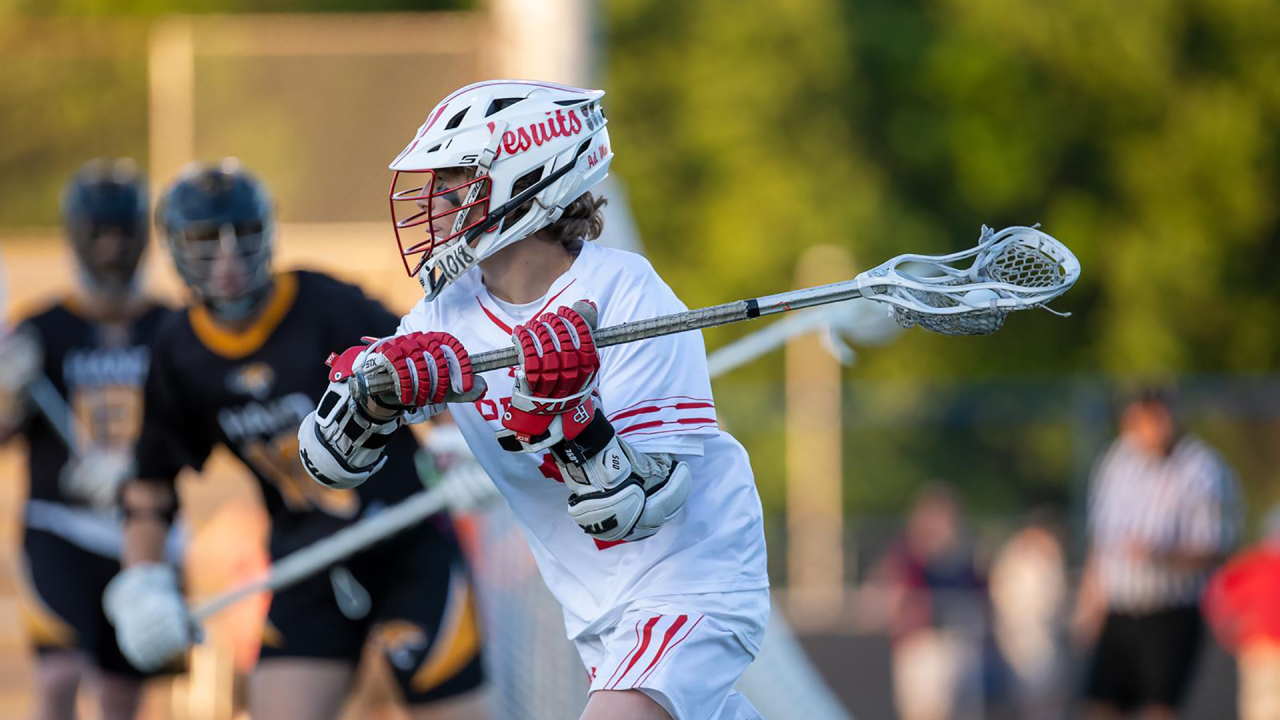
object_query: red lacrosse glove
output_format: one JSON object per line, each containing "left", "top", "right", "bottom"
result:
{"left": 330, "top": 331, "right": 483, "bottom": 410}
{"left": 502, "top": 301, "right": 600, "bottom": 446}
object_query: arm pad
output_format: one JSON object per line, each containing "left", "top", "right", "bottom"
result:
{"left": 509, "top": 409, "right": 691, "bottom": 542}
{"left": 298, "top": 377, "right": 401, "bottom": 490}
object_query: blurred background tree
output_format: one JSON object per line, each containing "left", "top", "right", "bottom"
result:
{"left": 608, "top": 0, "right": 1280, "bottom": 379}
{"left": 604, "top": 0, "right": 1280, "bottom": 514}
{"left": 2, "top": 0, "right": 1278, "bottom": 515}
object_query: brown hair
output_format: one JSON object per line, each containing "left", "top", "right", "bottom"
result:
{"left": 539, "top": 192, "right": 607, "bottom": 246}
{"left": 506, "top": 168, "right": 607, "bottom": 247}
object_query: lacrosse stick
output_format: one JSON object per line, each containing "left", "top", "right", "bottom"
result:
{"left": 189, "top": 455, "right": 476, "bottom": 622}
{"left": 27, "top": 375, "right": 81, "bottom": 452}
{"left": 356, "top": 225, "right": 1079, "bottom": 400}
{"left": 191, "top": 224, "right": 1080, "bottom": 623}
{"left": 706, "top": 298, "right": 901, "bottom": 377}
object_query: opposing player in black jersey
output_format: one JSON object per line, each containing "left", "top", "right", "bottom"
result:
{"left": 0, "top": 159, "right": 174, "bottom": 720}
{"left": 103, "top": 160, "right": 487, "bottom": 720}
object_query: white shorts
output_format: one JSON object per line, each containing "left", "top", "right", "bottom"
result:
{"left": 574, "top": 588, "right": 770, "bottom": 720}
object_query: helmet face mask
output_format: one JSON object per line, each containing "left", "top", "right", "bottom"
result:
{"left": 156, "top": 160, "right": 276, "bottom": 321}
{"left": 389, "top": 168, "right": 493, "bottom": 276}
{"left": 62, "top": 158, "right": 149, "bottom": 298}
{"left": 388, "top": 80, "right": 614, "bottom": 299}
{"left": 170, "top": 221, "right": 272, "bottom": 307}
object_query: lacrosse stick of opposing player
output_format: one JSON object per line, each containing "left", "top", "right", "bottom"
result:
{"left": 191, "top": 224, "right": 1080, "bottom": 622}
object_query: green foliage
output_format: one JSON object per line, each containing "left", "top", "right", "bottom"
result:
{"left": 606, "top": 0, "right": 1280, "bottom": 379}
{"left": 1, "top": 0, "right": 469, "bottom": 16}
{"left": 605, "top": 0, "right": 1280, "bottom": 514}
{"left": 0, "top": 20, "right": 150, "bottom": 226}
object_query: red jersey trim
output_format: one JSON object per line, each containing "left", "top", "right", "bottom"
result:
{"left": 474, "top": 279, "right": 578, "bottom": 336}
{"left": 616, "top": 419, "right": 718, "bottom": 436}
{"left": 608, "top": 395, "right": 715, "bottom": 417}
{"left": 610, "top": 401, "right": 715, "bottom": 423}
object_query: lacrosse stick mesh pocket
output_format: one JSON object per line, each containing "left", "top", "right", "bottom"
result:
{"left": 890, "top": 290, "right": 1007, "bottom": 335}
{"left": 984, "top": 239, "right": 1069, "bottom": 289}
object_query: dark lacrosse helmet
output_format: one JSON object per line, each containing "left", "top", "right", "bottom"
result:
{"left": 155, "top": 159, "right": 276, "bottom": 320}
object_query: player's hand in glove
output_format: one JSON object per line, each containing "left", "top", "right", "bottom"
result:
{"left": 103, "top": 564, "right": 197, "bottom": 672}
{"left": 301, "top": 332, "right": 486, "bottom": 491}
{"left": 60, "top": 446, "right": 134, "bottom": 510}
{"left": 500, "top": 301, "right": 601, "bottom": 452}
{"left": 334, "top": 332, "right": 486, "bottom": 417}
{"left": 497, "top": 301, "right": 690, "bottom": 542}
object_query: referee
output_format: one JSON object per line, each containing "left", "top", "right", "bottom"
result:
{"left": 1075, "top": 386, "right": 1240, "bottom": 720}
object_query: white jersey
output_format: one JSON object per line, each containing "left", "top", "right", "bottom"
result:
{"left": 398, "top": 242, "right": 769, "bottom": 638}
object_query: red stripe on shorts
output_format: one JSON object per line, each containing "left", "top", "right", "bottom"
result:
{"left": 633, "top": 614, "right": 687, "bottom": 685}
{"left": 608, "top": 615, "right": 661, "bottom": 690}
{"left": 604, "top": 617, "right": 647, "bottom": 689}
{"left": 638, "top": 614, "right": 704, "bottom": 686}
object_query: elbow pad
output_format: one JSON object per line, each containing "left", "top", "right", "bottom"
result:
{"left": 298, "top": 378, "right": 400, "bottom": 490}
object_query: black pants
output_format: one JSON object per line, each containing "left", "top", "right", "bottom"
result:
{"left": 259, "top": 520, "right": 484, "bottom": 705}
{"left": 1084, "top": 605, "right": 1204, "bottom": 711}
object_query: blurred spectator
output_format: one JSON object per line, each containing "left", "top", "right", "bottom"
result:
{"left": 989, "top": 510, "right": 1068, "bottom": 720}
{"left": 860, "top": 482, "right": 988, "bottom": 720}
{"left": 1075, "top": 386, "right": 1241, "bottom": 720}
{"left": 1203, "top": 506, "right": 1280, "bottom": 720}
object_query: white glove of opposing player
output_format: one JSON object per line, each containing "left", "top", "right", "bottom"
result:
{"left": 103, "top": 564, "right": 196, "bottom": 672}
{"left": 59, "top": 447, "right": 134, "bottom": 510}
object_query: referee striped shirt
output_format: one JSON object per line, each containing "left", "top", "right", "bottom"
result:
{"left": 1088, "top": 435, "right": 1240, "bottom": 613}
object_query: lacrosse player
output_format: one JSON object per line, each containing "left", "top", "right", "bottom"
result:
{"left": 0, "top": 159, "right": 174, "bottom": 720}
{"left": 298, "top": 80, "right": 771, "bottom": 720}
{"left": 104, "top": 161, "right": 486, "bottom": 720}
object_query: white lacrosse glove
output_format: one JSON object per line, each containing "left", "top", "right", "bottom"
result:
{"left": 301, "top": 333, "right": 485, "bottom": 492}
{"left": 59, "top": 447, "right": 134, "bottom": 510}
{"left": 103, "top": 564, "right": 196, "bottom": 672}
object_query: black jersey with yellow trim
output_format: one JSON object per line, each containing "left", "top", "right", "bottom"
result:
{"left": 135, "top": 270, "right": 432, "bottom": 554}
{"left": 17, "top": 298, "right": 174, "bottom": 507}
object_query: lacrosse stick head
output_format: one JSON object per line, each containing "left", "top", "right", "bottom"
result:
{"left": 858, "top": 225, "right": 1080, "bottom": 336}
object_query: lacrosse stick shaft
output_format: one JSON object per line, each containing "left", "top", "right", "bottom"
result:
{"left": 190, "top": 483, "right": 452, "bottom": 623}
{"left": 363, "top": 279, "right": 866, "bottom": 396}
{"left": 194, "top": 285, "right": 856, "bottom": 621}
{"left": 27, "top": 376, "right": 80, "bottom": 453}
{"left": 706, "top": 304, "right": 854, "bottom": 378}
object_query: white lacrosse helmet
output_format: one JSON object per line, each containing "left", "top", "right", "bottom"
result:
{"left": 389, "top": 80, "right": 613, "bottom": 299}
